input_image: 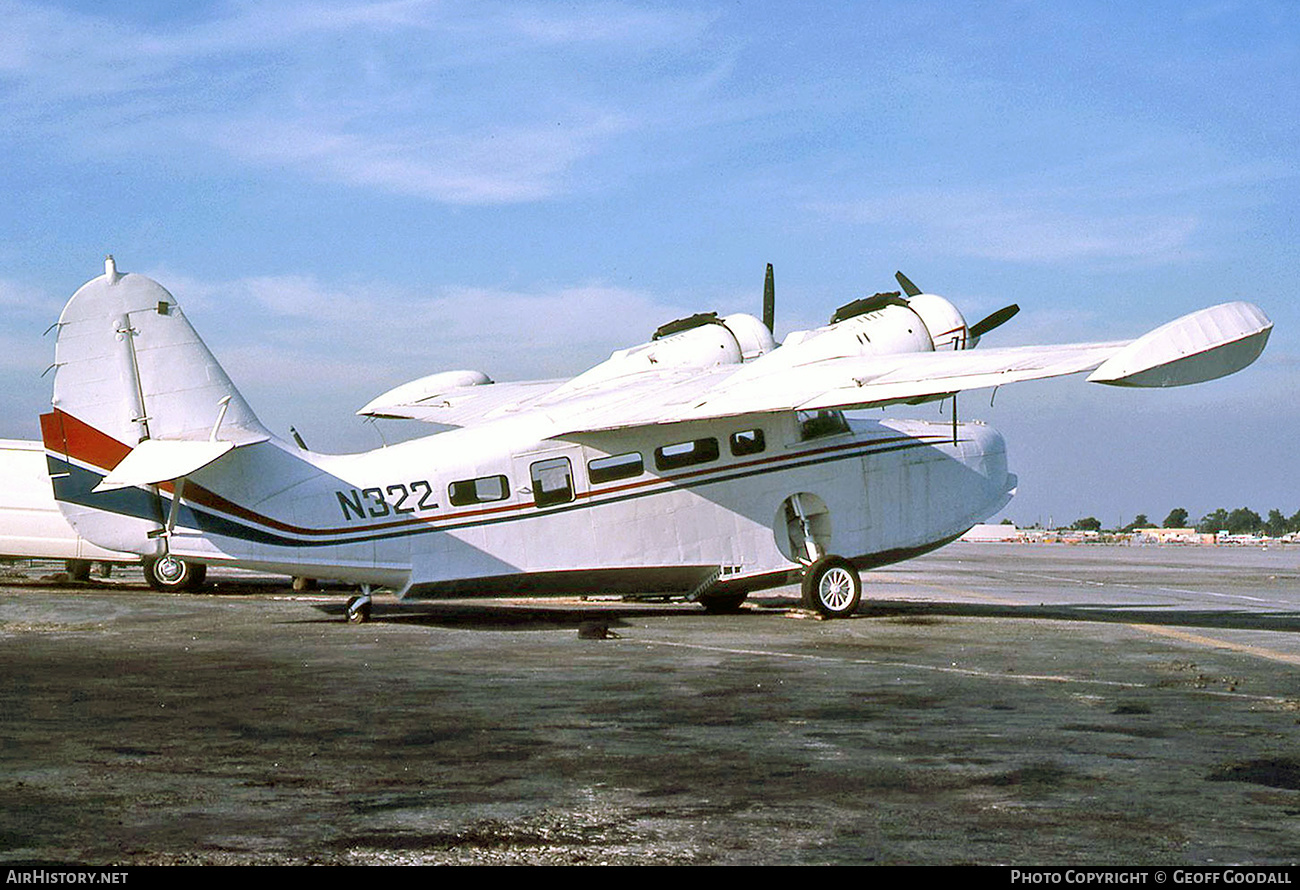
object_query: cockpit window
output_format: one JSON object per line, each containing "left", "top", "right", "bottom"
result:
{"left": 797, "top": 410, "right": 850, "bottom": 440}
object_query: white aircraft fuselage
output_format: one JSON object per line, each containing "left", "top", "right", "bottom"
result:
{"left": 44, "top": 403, "right": 1013, "bottom": 598}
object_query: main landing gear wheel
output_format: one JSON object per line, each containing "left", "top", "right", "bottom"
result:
{"left": 801, "top": 555, "right": 862, "bottom": 618}
{"left": 143, "top": 555, "right": 207, "bottom": 593}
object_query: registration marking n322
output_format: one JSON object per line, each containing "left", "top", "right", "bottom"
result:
{"left": 336, "top": 481, "right": 437, "bottom": 521}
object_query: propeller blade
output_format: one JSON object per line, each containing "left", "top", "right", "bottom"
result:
{"left": 762, "top": 263, "right": 775, "bottom": 333}
{"left": 895, "top": 270, "right": 922, "bottom": 297}
{"left": 968, "top": 303, "right": 1020, "bottom": 339}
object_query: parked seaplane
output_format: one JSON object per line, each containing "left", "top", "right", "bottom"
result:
{"left": 40, "top": 258, "right": 1270, "bottom": 619}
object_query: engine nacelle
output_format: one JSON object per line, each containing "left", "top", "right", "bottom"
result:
{"left": 905, "top": 293, "right": 971, "bottom": 350}
{"left": 721, "top": 312, "right": 779, "bottom": 361}
{"left": 773, "top": 304, "right": 934, "bottom": 369}
{"left": 558, "top": 312, "right": 775, "bottom": 392}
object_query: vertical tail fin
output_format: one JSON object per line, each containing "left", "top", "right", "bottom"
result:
{"left": 42, "top": 258, "right": 272, "bottom": 554}
{"left": 49, "top": 256, "right": 269, "bottom": 447}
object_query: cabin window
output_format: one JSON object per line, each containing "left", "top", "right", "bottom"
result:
{"left": 448, "top": 474, "right": 509, "bottom": 506}
{"left": 588, "top": 452, "right": 643, "bottom": 484}
{"left": 729, "top": 428, "right": 766, "bottom": 456}
{"left": 654, "top": 437, "right": 719, "bottom": 471}
{"left": 529, "top": 457, "right": 575, "bottom": 508}
{"left": 797, "top": 409, "right": 850, "bottom": 440}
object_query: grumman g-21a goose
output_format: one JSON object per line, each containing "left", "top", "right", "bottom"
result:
{"left": 41, "top": 259, "right": 1271, "bottom": 619}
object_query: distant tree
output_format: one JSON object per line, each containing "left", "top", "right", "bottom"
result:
{"left": 1122, "top": 514, "right": 1150, "bottom": 532}
{"left": 1225, "top": 507, "right": 1262, "bottom": 535}
{"left": 1198, "top": 508, "right": 1229, "bottom": 534}
{"left": 1264, "top": 509, "right": 1288, "bottom": 538}
{"left": 1072, "top": 516, "right": 1102, "bottom": 532}
{"left": 1289, "top": 510, "right": 1300, "bottom": 535}
{"left": 1000, "top": 518, "right": 1015, "bottom": 525}
{"left": 1163, "top": 508, "right": 1189, "bottom": 529}
{"left": 1199, "top": 508, "right": 1264, "bottom": 535}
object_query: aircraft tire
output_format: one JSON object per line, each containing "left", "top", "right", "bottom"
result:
{"left": 801, "top": 556, "right": 861, "bottom": 618}
{"left": 698, "top": 590, "right": 748, "bottom": 613}
{"left": 143, "top": 555, "right": 207, "bottom": 593}
{"left": 346, "top": 594, "right": 372, "bottom": 624}
{"left": 66, "top": 559, "right": 93, "bottom": 582}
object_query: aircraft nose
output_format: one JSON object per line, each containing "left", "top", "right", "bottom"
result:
{"left": 955, "top": 423, "right": 1016, "bottom": 509}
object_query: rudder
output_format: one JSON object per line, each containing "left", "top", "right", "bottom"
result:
{"left": 49, "top": 256, "right": 268, "bottom": 447}
{"left": 42, "top": 257, "right": 272, "bottom": 555}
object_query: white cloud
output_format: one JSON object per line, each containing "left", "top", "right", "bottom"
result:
{"left": 812, "top": 188, "right": 1203, "bottom": 265}
{"left": 155, "top": 265, "right": 699, "bottom": 382}
{"left": 0, "top": 0, "right": 719, "bottom": 204}
{"left": 205, "top": 113, "right": 631, "bottom": 203}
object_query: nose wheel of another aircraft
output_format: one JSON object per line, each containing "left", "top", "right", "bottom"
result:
{"left": 801, "top": 556, "right": 861, "bottom": 618}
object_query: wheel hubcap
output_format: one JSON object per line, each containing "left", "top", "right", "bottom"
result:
{"left": 156, "top": 556, "right": 185, "bottom": 584}
{"left": 819, "top": 567, "right": 855, "bottom": 610}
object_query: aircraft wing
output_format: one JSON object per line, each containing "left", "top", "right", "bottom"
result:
{"left": 685, "top": 340, "right": 1132, "bottom": 418}
{"left": 358, "top": 378, "right": 568, "bottom": 425}
{"left": 361, "top": 301, "right": 1271, "bottom": 436}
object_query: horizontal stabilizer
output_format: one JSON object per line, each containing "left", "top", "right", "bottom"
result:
{"left": 91, "top": 436, "right": 258, "bottom": 492}
{"left": 1086, "top": 302, "right": 1272, "bottom": 387}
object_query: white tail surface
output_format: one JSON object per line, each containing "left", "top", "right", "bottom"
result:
{"left": 51, "top": 257, "right": 268, "bottom": 447}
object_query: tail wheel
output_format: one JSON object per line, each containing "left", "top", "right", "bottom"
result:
{"left": 144, "top": 555, "right": 207, "bottom": 592}
{"left": 346, "top": 594, "right": 373, "bottom": 624}
{"left": 801, "top": 556, "right": 861, "bottom": 618}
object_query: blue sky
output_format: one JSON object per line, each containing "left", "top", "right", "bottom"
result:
{"left": 1, "top": 0, "right": 1296, "bottom": 527}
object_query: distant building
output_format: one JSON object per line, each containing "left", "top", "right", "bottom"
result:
{"left": 961, "top": 523, "right": 1021, "bottom": 542}
{"left": 1132, "top": 527, "right": 1208, "bottom": 545}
